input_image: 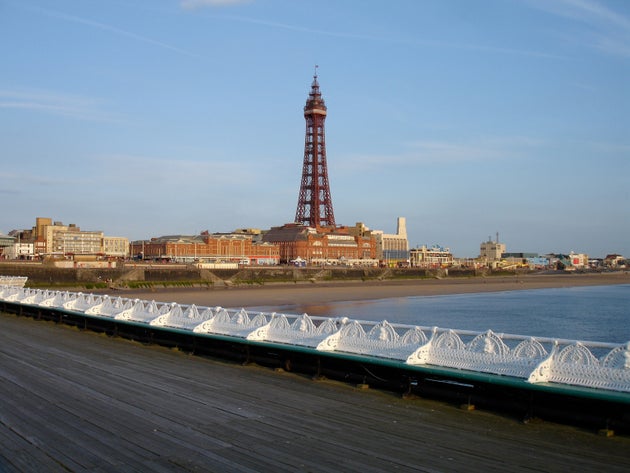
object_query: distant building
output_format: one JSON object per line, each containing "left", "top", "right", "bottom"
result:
{"left": 604, "top": 254, "right": 626, "bottom": 268}
{"left": 546, "top": 252, "right": 589, "bottom": 270}
{"left": 104, "top": 237, "right": 130, "bottom": 258}
{"left": 2, "top": 242, "right": 34, "bottom": 260}
{"left": 12, "top": 217, "right": 129, "bottom": 259}
{"left": 263, "top": 223, "right": 377, "bottom": 265}
{"left": 498, "top": 252, "right": 548, "bottom": 269}
{"left": 0, "top": 233, "right": 15, "bottom": 258}
{"left": 375, "top": 217, "right": 409, "bottom": 266}
{"left": 349, "top": 218, "right": 409, "bottom": 267}
{"left": 525, "top": 256, "right": 549, "bottom": 269}
{"left": 410, "top": 245, "right": 453, "bottom": 268}
{"left": 568, "top": 251, "right": 588, "bottom": 269}
{"left": 131, "top": 233, "right": 279, "bottom": 265}
{"left": 480, "top": 236, "right": 506, "bottom": 264}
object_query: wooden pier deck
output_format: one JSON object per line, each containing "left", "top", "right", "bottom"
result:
{"left": 1, "top": 313, "right": 629, "bottom": 472}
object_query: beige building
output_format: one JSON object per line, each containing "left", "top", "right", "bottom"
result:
{"left": 351, "top": 217, "right": 409, "bottom": 266}
{"left": 2, "top": 243, "right": 34, "bottom": 260}
{"left": 480, "top": 236, "right": 506, "bottom": 263}
{"left": 568, "top": 252, "right": 588, "bottom": 269}
{"left": 410, "top": 245, "right": 453, "bottom": 268}
{"left": 54, "top": 229, "right": 103, "bottom": 255}
{"left": 104, "top": 236, "right": 130, "bottom": 258}
{"left": 29, "top": 217, "right": 128, "bottom": 258}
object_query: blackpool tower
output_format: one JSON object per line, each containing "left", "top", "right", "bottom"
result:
{"left": 294, "top": 68, "right": 336, "bottom": 228}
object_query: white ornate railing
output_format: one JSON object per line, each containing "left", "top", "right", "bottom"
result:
{"left": 0, "top": 276, "right": 28, "bottom": 288}
{"left": 1, "top": 285, "right": 629, "bottom": 393}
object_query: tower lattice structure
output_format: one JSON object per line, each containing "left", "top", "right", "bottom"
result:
{"left": 294, "top": 69, "right": 336, "bottom": 228}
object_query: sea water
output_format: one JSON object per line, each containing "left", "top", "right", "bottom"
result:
{"left": 254, "top": 284, "right": 630, "bottom": 344}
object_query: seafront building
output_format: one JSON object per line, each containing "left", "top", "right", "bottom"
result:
{"left": 604, "top": 254, "right": 626, "bottom": 268}
{"left": 262, "top": 223, "right": 377, "bottom": 265}
{"left": 545, "top": 252, "right": 589, "bottom": 270}
{"left": 2, "top": 242, "right": 35, "bottom": 260}
{"left": 501, "top": 253, "right": 549, "bottom": 269}
{"left": 4, "top": 217, "right": 129, "bottom": 260}
{"left": 0, "top": 233, "right": 15, "bottom": 259}
{"left": 410, "top": 245, "right": 453, "bottom": 268}
{"left": 130, "top": 232, "right": 280, "bottom": 265}
{"left": 348, "top": 218, "right": 410, "bottom": 267}
{"left": 372, "top": 217, "right": 410, "bottom": 267}
{"left": 479, "top": 235, "right": 506, "bottom": 265}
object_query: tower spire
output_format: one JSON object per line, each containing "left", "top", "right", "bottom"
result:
{"left": 295, "top": 69, "right": 336, "bottom": 228}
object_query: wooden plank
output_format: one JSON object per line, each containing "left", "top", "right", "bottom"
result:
{"left": 1, "top": 313, "right": 630, "bottom": 472}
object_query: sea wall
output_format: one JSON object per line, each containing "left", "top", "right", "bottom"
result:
{"left": 0, "top": 262, "right": 484, "bottom": 288}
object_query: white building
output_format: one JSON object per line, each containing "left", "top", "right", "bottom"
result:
{"left": 31, "top": 218, "right": 128, "bottom": 258}
{"left": 480, "top": 236, "right": 506, "bottom": 263}
{"left": 2, "top": 243, "right": 34, "bottom": 260}
{"left": 103, "top": 236, "right": 130, "bottom": 258}
{"left": 350, "top": 217, "right": 409, "bottom": 266}
{"left": 410, "top": 245, "right": 453, "bottom": 268}
{"left": 374, "top": 217, "right": 409, "bottom": 266}
{"left": 568, "top": 251, "right": 588, "bottom": 269}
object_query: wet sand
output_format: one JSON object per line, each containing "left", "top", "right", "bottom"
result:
{"left": 113, "top": 271, "right": 629, "bottom": 309}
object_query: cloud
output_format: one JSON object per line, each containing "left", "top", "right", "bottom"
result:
{"left": 524, "top": 0, "right": 630, "bottom": 57}
{"left": 202, "top": 14, "right": 561, "bottom": 59}
{"left": 561, "top": 0, "right": 630, "bottom": 29}
{"left": 181, "top": 0, "right": 252, "bottom": 9}
{"left": 94, "top": 154, "right": 260, "bottom": 187}
{"left": 0, "top": 172, "right": 77, "bottom": 195}
{"left": 339, "top": 137, "right": 541, "bottom": 169}
{"left": 20, "top": 4, "right": 199, "bottom": 58}
{"left": 0, "top": 88, "right": 117, "bottom": 121}
{"left": 595, "top": 35, "right": 630, "bottom": 57}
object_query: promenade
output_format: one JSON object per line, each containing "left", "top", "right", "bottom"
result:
{"left": 1, "top": 312, "right": 629, "bottom": 472}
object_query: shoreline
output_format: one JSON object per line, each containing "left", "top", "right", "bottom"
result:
{"left": 107, "top": 271, "right": 629, "bottom": 309}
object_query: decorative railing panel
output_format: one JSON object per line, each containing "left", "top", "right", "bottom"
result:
{"left": 248, "top": 313, "right": 342, "bottom": 348}
{"left": 85, "top": 296, "right": 133, "bottom": 317}
{"left": 1, "top": 285, "right": 628, "bottom": 394}
{"left": 151, "top": 304, "right": 213, "bottom": 330}
{"left": 193, "top": 307, "right": 269, "bottom": 338}
{"left": 528, "top": 342, "right": 630, "bottom": 392}
{"left": 407, "top": 329, "right": 549, "bottom": 378}
{"left": 318, "top": 320, "right": 428, "bottom": 360}
{"left": 0, "top": 276, "right": 27, "bottom": 287}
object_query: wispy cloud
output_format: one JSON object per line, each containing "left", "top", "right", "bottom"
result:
{"left": 0, "top": 88, "right": 117, "bottom": 121}
{"left": 204, "top": 14, "right": 562, "bottom": 59}
{"left": 340, "top": 137, "right": 542, "bottom": 170}
{"left": 21, "top": 4, "right": 200, "bottom": 58}
{"left": 181, "top": 0, "right": 252, "bottom": 9}
{"left": 95, "top": 154, "right": 259, "bottom": 187}
{"left": 524, "top": 0, "right": 630, "bottom": 57}
{"left": 204, "top": 14, "right": 387, "bottom": 41}
{"left": 560, "top": 0, "right": 630, "bottom": 29}
{"left": 0, "top": 171, "right": 74, "bottom": 191}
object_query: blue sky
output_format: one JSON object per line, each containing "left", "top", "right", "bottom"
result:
{"left": 1, "top": 0, "right": 628, "bottom": 258}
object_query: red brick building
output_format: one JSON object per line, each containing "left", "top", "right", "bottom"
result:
{"left": 130, "top": 234, "right": 279, "bottom": 265}
{"left": 262, "top": 224, "right": 377, "bottom": 265}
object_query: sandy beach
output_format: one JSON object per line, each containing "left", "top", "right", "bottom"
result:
{"left": 115, "top": 271, "right": 629, "bottom": 309}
